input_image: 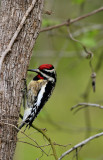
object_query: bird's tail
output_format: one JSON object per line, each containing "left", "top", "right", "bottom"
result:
{"left": 18, "top": 122, "right": 25, "bottom": 130}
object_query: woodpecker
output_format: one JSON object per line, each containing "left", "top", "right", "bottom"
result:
{"left": 19, "top": 64, "right": 56, "bottom": 129}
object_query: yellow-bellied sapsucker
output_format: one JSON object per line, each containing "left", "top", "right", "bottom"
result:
{"left": 19, "top": 64, "right": 56, "bottom": 129}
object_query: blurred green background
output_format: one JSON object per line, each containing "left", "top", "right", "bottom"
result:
{"left": 14, "top": 0, "right": 103, "bottom": 159}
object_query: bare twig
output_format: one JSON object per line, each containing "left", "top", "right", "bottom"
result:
{"left": 29, "top": 124, "right": 58, "bottom": 160}
{"left": 67, "top": 27, "right": 93, "bottom": 59}
{"left": 59, "top": 132, "right": 103, "bottom": 160}
{"left": 81, "top": 52, "right": 103, "bottom": 137}
{"left": 13, "top": 140, "right": 39, "bottom": 148}
{"left": 15, "top": 140, "right": 45, "bottom": 160}
{"left": 0, "top": 0, "right": 37, "bottom": 73}
{"left": 71, "top": 102, "right": 103, "bottom": 110}
{"left": 76, "top": 148, "right": 78, "bottom": 160}
{"left": 67, "top": 27, "right": 96, "bottom": 92}
{"left": 19, "top": 114, "right": 58, "bottom": 160}
{"left": 22, "top": 142, "right": 71, "bottom": 148}
{"left": 41, "top": 7, "right": 103, "bottom": 32}
{"left": 71, "top": 102, "right": 103, "bottom": 113}
{"left": 82, "top": 51, "right": 103, "bottom": 100}
{"left": 18, "top": 140, "right": 69, "bottom": 152}
{"left": 53, "top": 142, "right": 71, "bottom": 148}
{"left": 1, "top": 122, "right": 48, "bottom": 156}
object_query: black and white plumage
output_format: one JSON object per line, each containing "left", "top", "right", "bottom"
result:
{"left": 19, "top": 64, "right": 56, "bottom": 129}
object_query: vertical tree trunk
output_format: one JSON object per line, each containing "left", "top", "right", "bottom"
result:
{"left": 0, "top": 0, "right": 44, "bottom": 159}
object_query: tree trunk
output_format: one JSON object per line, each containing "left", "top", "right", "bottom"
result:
{"left": 0, "top": 0, "right": 44, "bottom": 159}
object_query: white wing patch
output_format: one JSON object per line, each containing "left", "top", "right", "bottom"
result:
{"left": 36, "top": 83, "right": 47, "bottom": 107}
{"left": 23, "top": 108, "right": 32, "bottom": 121}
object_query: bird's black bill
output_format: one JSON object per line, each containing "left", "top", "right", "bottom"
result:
{"left": 28, "top": 69, "right": 39, "bottom": 73}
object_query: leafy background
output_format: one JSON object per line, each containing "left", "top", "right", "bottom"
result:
{"left": 14, "top": 0, "right": 103, "bottom": 159}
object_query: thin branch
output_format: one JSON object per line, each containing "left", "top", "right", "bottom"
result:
{"left": 67, "top": 27, "right": 96, "bottom": 92}
{"left": 17, "top": 140, "right": 45, "bottom": 160}
{"left": 0, "top": 0, "right": 37, "bottom": 73}
{"left": 1, "top": 122, "right": 48, "bottom": 156}
{"left": 53, "top": 142, "right": 71, "bottom": 148}
{"left": 19, "top": 114, "right": 58, "bottom": 160}
{"left": 59, "top": 132, "right": 103, "bottom": 160}
{"left": 82, "top": 51, "right": 103, "bottom": 100}
{"left": 18, "top": 140, "right": 69, "bottom": 153}
{"left": 75, "top": 148, "right": 78, "bottom": 160}
{"left": 13, "top": 140, "right": 39, "bottom": 148}
{"left": 37, "top": 143, "right": 71, "bottom": 148}
{"left": 71, "top": 102, "right": 103, "bottom": 113}
{"left": 41, "top": 6, "right": 103, "bottom": 32}
{"left": 29, "top": 124, "right": 58, "bottom": 160}
{"left": 67, "top": 27, "right": 93, "bottom": 58}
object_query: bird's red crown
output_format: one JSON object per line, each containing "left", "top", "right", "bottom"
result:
{"left": 39, "top": 64, "right": 54, "bottom": 70}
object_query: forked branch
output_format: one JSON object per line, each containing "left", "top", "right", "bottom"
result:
{"left": 71, "top": 102, "right": 103, "bottom": 113}
{"left": 41, "top": 6, "right": 103, "bottom": 32}
{"left": 19, "top": 114, "right": 58, "bottom": 160}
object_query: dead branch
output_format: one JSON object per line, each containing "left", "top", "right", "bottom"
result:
{"left": 59, "top": 132, "right": 103, "bottom": 160}
{"left": 71, "top": 102, "right": 103, "bottom": 113}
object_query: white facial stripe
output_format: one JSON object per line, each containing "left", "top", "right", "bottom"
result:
{"left": 36, "top": 83, "right": 47, "bottom": 107}
{"left": 39, "top": 71, "right": 55, "bottom": 82}
{"left": 44, "top": 69, "right": 55, "bottom": 73}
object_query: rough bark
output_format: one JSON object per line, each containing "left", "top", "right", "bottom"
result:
{"left": 0, "top": 0, "right": 44, "bottom": 159}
